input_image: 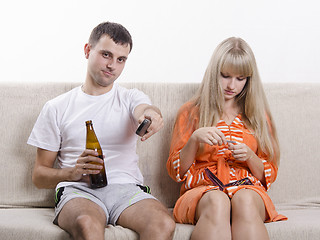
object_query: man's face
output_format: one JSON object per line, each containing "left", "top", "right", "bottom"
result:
{"left": 85, "top": 35, "right": 130, "bottom": 90}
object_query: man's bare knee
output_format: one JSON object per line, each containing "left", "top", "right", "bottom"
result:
{"left": 118, "top": 199, "right": 175, "bottom": 240}
{"left": 57, "top": 198, "right": 106, "bottom": 240}
{"left": 147, "top": 210, "right": 175, "bottom": 238}
{"left": 72, "top": 214, "right": 105, "bottom": 239}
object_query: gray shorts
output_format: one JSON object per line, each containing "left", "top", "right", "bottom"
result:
{"left": 54, "top": 183, "right": 156, "bottom": 226}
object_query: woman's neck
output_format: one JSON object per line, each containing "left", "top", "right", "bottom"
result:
{"left": 224, "top": 99, "right": 239, "bottom": 113}
{"left": 222, "top": 99, "right": 241, "bottom": 125}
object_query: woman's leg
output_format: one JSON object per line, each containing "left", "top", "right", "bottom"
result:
{"left": 191, "top": 190, "right": 231, "bottom": 240}
{"left": 231, "top": 189, "right": 269, "bottom": 240}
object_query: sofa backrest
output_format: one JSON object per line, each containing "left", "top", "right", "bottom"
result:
{"left": 0, "top": 82, "right": 319, "bottom": 208}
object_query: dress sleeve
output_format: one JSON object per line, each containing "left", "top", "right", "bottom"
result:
{"left": 258, "top": 151, "right": 278, "bottom": 190}
{"left": 244, "top": 113, "right": 279, "bottom": 190}
{"left": 257, "top": 114, "right": 279, "bottom": 190}
{"left": 166, "top": 103, "right": 198, "bottom": 183}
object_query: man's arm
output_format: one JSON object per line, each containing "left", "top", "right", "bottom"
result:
{"left": 133, "top": 104, "right": 163, "bottom": 141}
{"left": 32, "top": 148, "right": 65, "bottom": 189}
{"left": 32, "top": 148, "right": 104, "bottom": 189}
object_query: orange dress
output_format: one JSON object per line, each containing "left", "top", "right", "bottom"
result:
{"left": 167, "top": 102, "right": 287, "bottom": 224}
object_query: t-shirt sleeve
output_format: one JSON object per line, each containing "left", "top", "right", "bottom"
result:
{"left": 27, "top": 101, "right": 61, "bottom": 152}
{"left": 127, "top": 88, "right": 152, "bottom": 115}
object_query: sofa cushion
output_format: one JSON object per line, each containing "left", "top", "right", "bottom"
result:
{"left": 1, "top": 207, "right": 319, "bottom": 240}
{"left": 0, "top": 208, "right": 193, "bottom": 240}
{"left": 266, "top": 207, "right": 320, "bottom": 239}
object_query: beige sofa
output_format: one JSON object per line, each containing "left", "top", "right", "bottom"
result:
{"left": 0, "top": 82, "right": 319, "bottom": 239}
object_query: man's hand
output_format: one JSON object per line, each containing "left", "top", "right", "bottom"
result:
{"left": 134, "top": 104, "right": 164, "bottom": 141}
{"left": 33, "top": 148, "right": 104, "bottom": 189}
{"left": 71, "top": 150, "right": 104, "bottom": 182}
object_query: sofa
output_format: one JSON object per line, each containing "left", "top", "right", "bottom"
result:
{"left": 0, "top": 81, "right": 319, "bottom": 240}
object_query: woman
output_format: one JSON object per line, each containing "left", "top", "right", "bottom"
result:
{"left": 167, "top": 37, "right": 286, "bottom": 240}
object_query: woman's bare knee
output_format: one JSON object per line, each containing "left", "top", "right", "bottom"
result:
{"left": 231, "top": 189, "right": 266, "bottom": 221}
{"left": 196, "top": 190, "right": 230, "bottom": 222}
{"left": 231, "top": 190, "right": 269, "bottom": 240}
{"left": 191, "top": 191, "right": 231, "bottom": 240}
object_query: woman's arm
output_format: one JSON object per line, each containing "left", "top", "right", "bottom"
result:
{"left": 180, "top": 127, "right": 227, "bottom": 176}
{"left": 228, "top": 143, "right": 266, "bottom": 184}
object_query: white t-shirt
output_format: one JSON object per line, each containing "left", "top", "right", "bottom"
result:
{"left": 27, "top": 83, "right": 151, "bottom": 190}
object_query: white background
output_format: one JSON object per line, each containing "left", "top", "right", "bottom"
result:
{"left": 1, "top": 0, "right": 319, "bottom": 84}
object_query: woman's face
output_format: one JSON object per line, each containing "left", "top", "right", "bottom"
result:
{"left": 219, "top": 71, "right": 247, "bottom": 101}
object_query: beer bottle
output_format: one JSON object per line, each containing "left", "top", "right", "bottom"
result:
{"left": 85, "top": 120, "right": 107, "bottom": 188}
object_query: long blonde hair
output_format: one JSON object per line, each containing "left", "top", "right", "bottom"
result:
{"left": 192, "top": 37, "right": 280, "bottom": 165}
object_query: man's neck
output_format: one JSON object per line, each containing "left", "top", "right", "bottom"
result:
{"left": 82, "top": 81, "right": 114, "bottom": 96}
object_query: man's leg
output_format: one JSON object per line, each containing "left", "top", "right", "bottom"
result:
{"left": 117, "top": 198, "right": 176, "bottom": 240}
{"left": 57, "top": 198, "right": 106, "bottom": 240}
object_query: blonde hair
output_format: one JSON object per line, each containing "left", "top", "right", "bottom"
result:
{"left": 192, "top": 37, "right": 280, "bottom": 165}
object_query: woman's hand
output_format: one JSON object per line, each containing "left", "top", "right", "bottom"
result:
{"left": 228, "top": 142, "right": 255, "bottom": 162}
{"left": 191, "top": 127, "right": 227, "bottom": 146}
{"left": 228, "top": 142, "right": 266, "bottom": 182}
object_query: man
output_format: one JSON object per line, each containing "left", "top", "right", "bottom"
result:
{"left": 28, "top": 22, "right": 175, "bottom": 240}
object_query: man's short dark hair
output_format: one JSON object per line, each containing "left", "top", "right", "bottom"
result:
{"left": 89, "top": 22, "right": 133, "bottom": 52}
